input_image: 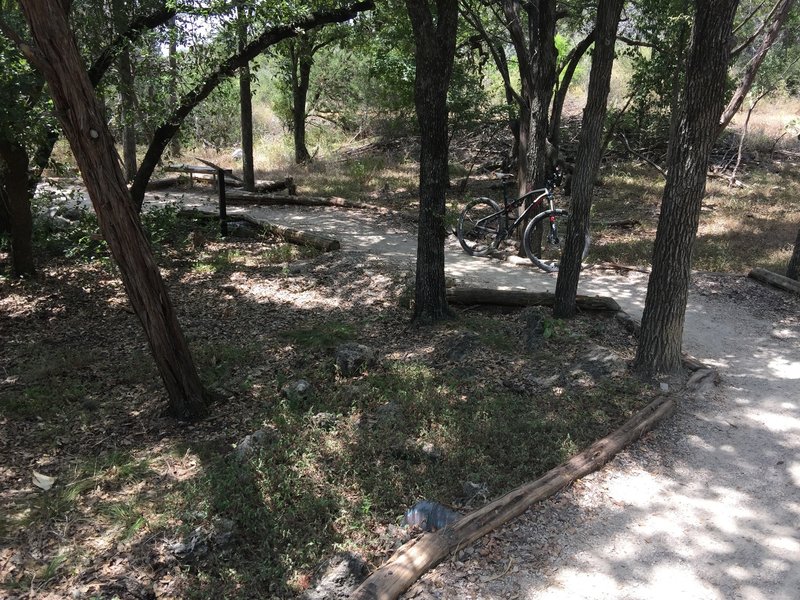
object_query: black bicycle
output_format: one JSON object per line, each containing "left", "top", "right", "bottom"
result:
{"left": 456, "top": 170, "right": 588, "bottom": 273}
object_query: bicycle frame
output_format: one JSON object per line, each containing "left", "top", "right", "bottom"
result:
{"left": 494, "top": 186, "right": 555, "bottom": 242}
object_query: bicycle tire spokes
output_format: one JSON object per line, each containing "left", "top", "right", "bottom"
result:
{"left": 522, "top": 209, "right": 575, "bottom": 273}
{"left": 457, "top": 198, "right": 502, "bottom": 256}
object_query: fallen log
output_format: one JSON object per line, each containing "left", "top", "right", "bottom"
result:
{"left": 225, "top": 190, "right": 388, "bottom": 212}
{"left": 748, "top": 267, "right": 800, "bottom": 295}
{"left": 177, "top": 209, "right": 340, "bottom": 252}
{"left": 446, "top": 287, "right": 620, "bottom": 312}
{"left": 243, "top": 214, "right": 340, "bottom": 252}
{"left": 254, "top": 177, "right": 297, "bottom": 195}
{"left": 352, "top": 394, "right": 677, "bottom": 600}
{"left": 146, "top": 176, "right": 183, "bottom": 190}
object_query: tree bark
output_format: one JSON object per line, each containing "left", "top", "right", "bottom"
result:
{"left": 787, "top": 226, "right": 800, "bottom": 280}
{"left": 501, "top": 0, "right": 558, "bottom": 255}
{"left": 291, "top": 40, "right": 313, "bottom": 164}
{"left": 168, "top": 17, "right": 181, "bottom": 158}
{"left": 634, "top": 0, "right": 740, "bottom": 375}
{"left": 17, "top": 0, "right": 209, "bottom": 419}
{"left": 113, "top": 0, "right": 137, "bottom": 182}
{"left": 406, "top": 0, "right": 459, "bottom": 324}
{"left": 118, "top": 46, "right": 138, "bottom": 181}
{"left": 238, "top": 4, "right": 255, "bottom": 190}
{"left": 0, "top": 140, "right": 35, "bottom": 277}
{"left": 129, "top": 1, "right": 375, "bottom": 209}
{"left": 523, "top": 0, "right": 558, "bottom": 189}
{"left": 554, "top": 0, "right": 623, "bottom": 318}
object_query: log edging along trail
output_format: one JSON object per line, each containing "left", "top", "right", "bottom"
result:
{"left": 352, "top": 296, "right": 709, "bottom": 600}
{"left": 749, "top": 267, "right": 800, "bottom": 295}
{"left": 351, "top": 395, "right": 677, "bottom": 600}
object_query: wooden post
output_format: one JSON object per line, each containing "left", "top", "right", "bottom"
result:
{"left": 217, "top": 167, "right": 228, "bottom": 237}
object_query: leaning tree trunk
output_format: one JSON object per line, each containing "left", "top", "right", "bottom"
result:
{"left": 718, "top": 0, "right": 794, "bottom": 135}
{"left": 787, "top": 226, "right": 800, "bottom": 280}
{"left": 634, "top": 0, "right": 740, "bottom": 375}
{"left": 554, "top": 0, "right": 623, "bottom": 318}
{"left": 406, "top": 0, "right": 458, "bottom": 324}
{"left": 0, "top": 140, "right": 36, "bottom": 277}
{"left": 549, "top": 28, "right": 596, "bottom": 156}
{"left": 17, "top": 0, "right": 209, "bottom": 419}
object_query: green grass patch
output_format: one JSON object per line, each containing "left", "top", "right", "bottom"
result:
{"left": 164, "top": 315, "right": 651, "bottom": 597}
{"left": 261, "top": 242, "right": 322, "bottom": 264}
{"left": 277, "top": 321, "right": 356, "bottom": 350}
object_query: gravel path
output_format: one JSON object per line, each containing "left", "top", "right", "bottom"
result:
{"left": 166, "top": 193, "right": 800, "bottom": 599}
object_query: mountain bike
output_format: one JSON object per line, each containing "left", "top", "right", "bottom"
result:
{"left": 456, "top": 169, "right": 588, "bottom": 273}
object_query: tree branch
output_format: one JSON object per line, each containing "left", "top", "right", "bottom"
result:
{"left": 87, "top": 3, "right": 179, "bottom": 85}
{"left": 719, "top": 0, "right": 794, "bottom": 134}
{"left": 619, "top": 132, "right": 667, "bottom": 178}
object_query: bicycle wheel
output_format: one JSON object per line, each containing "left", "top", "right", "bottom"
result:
{"left": 522, "top": 209, "right": 590, "bottom": 273}
{"left": 457, "top": 197, "right": 504, "bottom": 256}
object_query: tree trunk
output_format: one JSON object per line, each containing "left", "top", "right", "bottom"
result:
{"left": 238, "top": 4, "right": 255, "bottom": 190}
{"left": 406, "top": 0, "right": 458, "bottom": 324}
{"left": 523, "top": 0, "right": 558, "bottom": 190}
{"left": 787, "top": 226, "right": 800, "bottom": 280}
{"left": 554, "top": 0, "right": 623, "bottom": 318}
{"left": 18, "top": 0, "right": 209, "bottom": 419}
{"left": 634, "top": 0, "right": 740, "bottom": 375}
{"left": 501, "top": 0, "right": 558, "bottom": 255}
{"left": 112, "top": 0, "right": 137, "bottom": 183}
{"left": 718, "top": 0, "right": 794, "bottom": 135}
{"left": 239, "top": 63, "right": 255, "bottom": 189}
{"left": 168, "top": 17, "right": 181, "bottom": 158}
{"left": 291, "top": 42, "right": 313, "bottom": 164}
{"left": 118, "top": 47, "right": 138, "bottom": 181}
{"left": 549, "top": 28, "right": 596, "bottom": 155}
{"left": 0, "top": 140, "right": 35, "bottom": 277}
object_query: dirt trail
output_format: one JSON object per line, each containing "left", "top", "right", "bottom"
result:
{"left": 168, "top": 194, "right": 800, "bottom": 599}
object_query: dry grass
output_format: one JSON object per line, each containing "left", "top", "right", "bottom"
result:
{"left": 591, "top": 159, "right": 800, "bottom": 273}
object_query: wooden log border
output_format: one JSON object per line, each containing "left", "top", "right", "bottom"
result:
{"left": 352, "top": 395, "right": 677, "bottom": 600}
{"left": 446, "top": 286, "right": 621, "bottom": 312}
{"left": 177, "top": 209, "right": 340, "bottom": 252}
{"left": 749, "top": 267, "right": 800, "bottom": 295}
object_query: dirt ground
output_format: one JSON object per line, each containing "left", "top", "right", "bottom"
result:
{"left": 2, "top": 186, "right": 799, "bottom": 599}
